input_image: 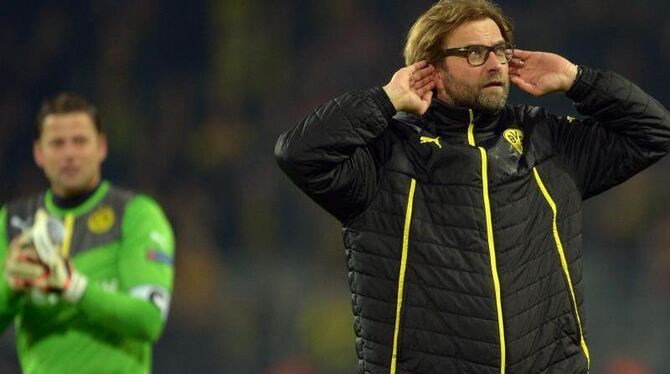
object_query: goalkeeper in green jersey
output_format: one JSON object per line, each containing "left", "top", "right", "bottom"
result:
{"left": 0, "top": 92, "right": 175, "bottom": 374}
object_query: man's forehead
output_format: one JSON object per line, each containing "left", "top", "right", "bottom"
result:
{"left": 444, "top": 18, "right": 505, "bottom": 47}
{"left": 42, "top": 112, "right": 96, "bottom": 131}
{"left": 41, "top": 112, "right": 98, "bottom": 141}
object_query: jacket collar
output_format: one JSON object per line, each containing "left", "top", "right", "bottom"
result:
{"left": 424, "top": 99, "right": 504, "bottom": 139}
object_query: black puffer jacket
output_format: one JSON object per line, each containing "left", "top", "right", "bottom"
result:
{"left": 275, "top": 66, "right": 670, "bottom": 374}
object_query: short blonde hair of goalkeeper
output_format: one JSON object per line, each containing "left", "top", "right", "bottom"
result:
{"left": 404, "top": 0, "right": 514, "bottom": 68}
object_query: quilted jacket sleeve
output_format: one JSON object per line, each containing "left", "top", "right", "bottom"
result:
{"left": 549, "top": 66, "right": 670, "bottom": 199}
{"left": 275, "top": 87, "right": 396, "bottom": 222}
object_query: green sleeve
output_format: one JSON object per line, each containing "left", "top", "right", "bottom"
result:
{"left": 77, "top": 282, "right": 165, "bottom": 342}
{"left": 76, "top": 195, "right": 175, "bottom": 342}
{"left": 0, "top": 207, "right": 21, "bottom": 333}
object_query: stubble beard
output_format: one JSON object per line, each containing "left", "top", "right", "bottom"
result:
{"left": 442, "top": 71, "right": 509, "bottom": 114}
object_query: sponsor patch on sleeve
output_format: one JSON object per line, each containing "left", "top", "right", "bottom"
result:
{"left": 146, "top": 249, "right": 174, "bottom": 266}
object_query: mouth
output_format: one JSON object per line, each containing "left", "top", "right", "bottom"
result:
{"left": 61, "top": 166, "right": 80, "bottom": 176}
{"left": 483, "top": 81, "right": 504, "bottom": 88}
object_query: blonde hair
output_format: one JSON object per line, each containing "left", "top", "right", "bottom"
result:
{"left": 404, "top": 0, "right": 513, "bottom": 66}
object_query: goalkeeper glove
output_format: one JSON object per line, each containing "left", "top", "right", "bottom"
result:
{"left": 4, "top": 230, "right": 48, "bottom": 290}
{"left": 23, "top": 209, "right": 88, "bottom": 302}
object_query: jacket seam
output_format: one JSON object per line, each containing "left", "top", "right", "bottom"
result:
{"left": 348, "top": 225, "right": 487, "bottom": 255}
{"left": 348, "top": 248, "right": 492, "bottom": 279}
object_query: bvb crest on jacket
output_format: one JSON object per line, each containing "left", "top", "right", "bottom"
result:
{"left": 503, "top": 128, "right": 523, "bottom": 154}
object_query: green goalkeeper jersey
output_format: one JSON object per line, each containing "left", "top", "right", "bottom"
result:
{"left": 0, "top": 181, "right": 175, "bottom": 374}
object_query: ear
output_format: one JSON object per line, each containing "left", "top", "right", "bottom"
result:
{"left": 434, "top": 69, "right": 442, "bottom": 83}
{"left": 97, "top": 134, "right": 108, "bottom": 162}
{"left": 33, "top": 140, "right": 45, "bottom": 169}
{"left": 434, "top": 69, "right": 449, "bottom": 102}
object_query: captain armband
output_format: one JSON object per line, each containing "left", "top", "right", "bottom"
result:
{"left": 129, "top": 284, "right": 172, "bottom": 321}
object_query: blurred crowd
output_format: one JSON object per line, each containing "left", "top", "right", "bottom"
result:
{"left": 1, "top": 0, "right": 669, "bottom": 373}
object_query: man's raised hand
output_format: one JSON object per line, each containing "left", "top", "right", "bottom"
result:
{"left": 383, "top": 61, "right": 436, "bottom": 116}
{"left": 4, "top": 232, "right": 46, "bottom": 291}
{"left": 509, "top": 49, "right": 578, "bottom": 97}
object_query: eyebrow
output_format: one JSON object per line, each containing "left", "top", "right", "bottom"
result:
{"left": 448, "top": 39, "right": 507, "bottom": 48}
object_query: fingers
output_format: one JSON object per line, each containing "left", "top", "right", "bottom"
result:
{"left": 509, "top": 66, "right": 522, "bottom": 77}
{"left": 386, "top": 61, "right": 438, "bottom": 115}
{"left": 508, "top": 54, "right": 530, "bottom": 83}
{"left": 415, "top": 82, "right": 435, "bottom": 99}
{"left": 510, "top": 75, "right": 526, "bottom": 86}
{"left": 511, "top": 49, "right": 534, "bottom": 71}
{"left": 412, "top": 74, "right": 435, "bottom": 91}
{"left": 5, "top": 252, "right": 47, "bottom": 291}
{"left": 509, "top": 58, "right": 525, "bottom": 68}
{"left": 510, "top": 76, "right": 542, "bottom": 97}
{"left": 510, "top": 76, "right": 531, "bottom": 95}
{"left": 5, "top": 232, "right": 48, "bottom": 291}
{"left": 512, "top": 49, "right": 533, "bottom": 60}
{"left": 410, "top": 61, "right": 435, "bottom": 83}
{"left": 8, "top": 260, "right": 45, "bottom": 279}
{"left": 509, "top": 75, "right": 523, "bottom": 86}
{"left": 407, "top": 60, "right": 429, "bottom": 73}
{"left": 410, "top": 63, "right": 436, "bottom": 97}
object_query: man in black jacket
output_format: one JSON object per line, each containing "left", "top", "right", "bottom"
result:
{"left": 275, "top": 0, "right": 670, "bottom": 373}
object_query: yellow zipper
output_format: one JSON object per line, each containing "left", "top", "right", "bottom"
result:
{"left": 532, "top": 167, "right": 591, "bottom": 368}
{"left": 390, "top": 178, "right": 417, "bottom": 374}
{"left": 469, "top": 110, "right": 506, "bottom": 374}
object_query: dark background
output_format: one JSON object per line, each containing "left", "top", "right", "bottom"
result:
{"left": 1, "top": 1, "right": 669, "bottom": 373}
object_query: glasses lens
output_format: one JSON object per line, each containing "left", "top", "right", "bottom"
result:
{"left": 488, "top": 43, "right": 513, "bottom": 64}
{"left": 467, "top": 45, "right": 488, "bottom": 66}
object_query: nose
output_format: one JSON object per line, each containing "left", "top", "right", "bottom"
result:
{"left": 483, "top": 51, "right": 503, "bottom": 72}
{"left": 61, "top": 140, "right": 78, "bottom": 158}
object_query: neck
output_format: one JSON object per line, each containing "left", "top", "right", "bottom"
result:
{"left": 424, "top": 99, "right": 504, "bottom": 138}
{"left": 52, "top": 181, "right": 102, "bottom": 209}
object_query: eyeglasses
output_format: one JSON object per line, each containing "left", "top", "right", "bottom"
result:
{"left": 442, "top": 42, "right": 514, "bottom": 66}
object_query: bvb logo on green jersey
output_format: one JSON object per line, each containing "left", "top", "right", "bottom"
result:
{"left": 88, "top": 206, "right": 115, "bottom": 234}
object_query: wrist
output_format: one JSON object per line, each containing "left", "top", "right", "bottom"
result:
{"left": 382, "top": 85, "right": 402, "bottom": 112}
{"left": 369, "top": 87, "right": 397, "bottom": 119}
{"left": 565, "top": 64, "right": 581, "bottom": 92}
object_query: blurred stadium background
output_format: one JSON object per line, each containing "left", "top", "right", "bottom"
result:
{"left": 1, "top": 0, "right": 669, "bottom": 373}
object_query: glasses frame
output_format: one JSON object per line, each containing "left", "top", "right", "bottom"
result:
{"left": 442, "top": 42, "right": 515, "bottom": 67}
